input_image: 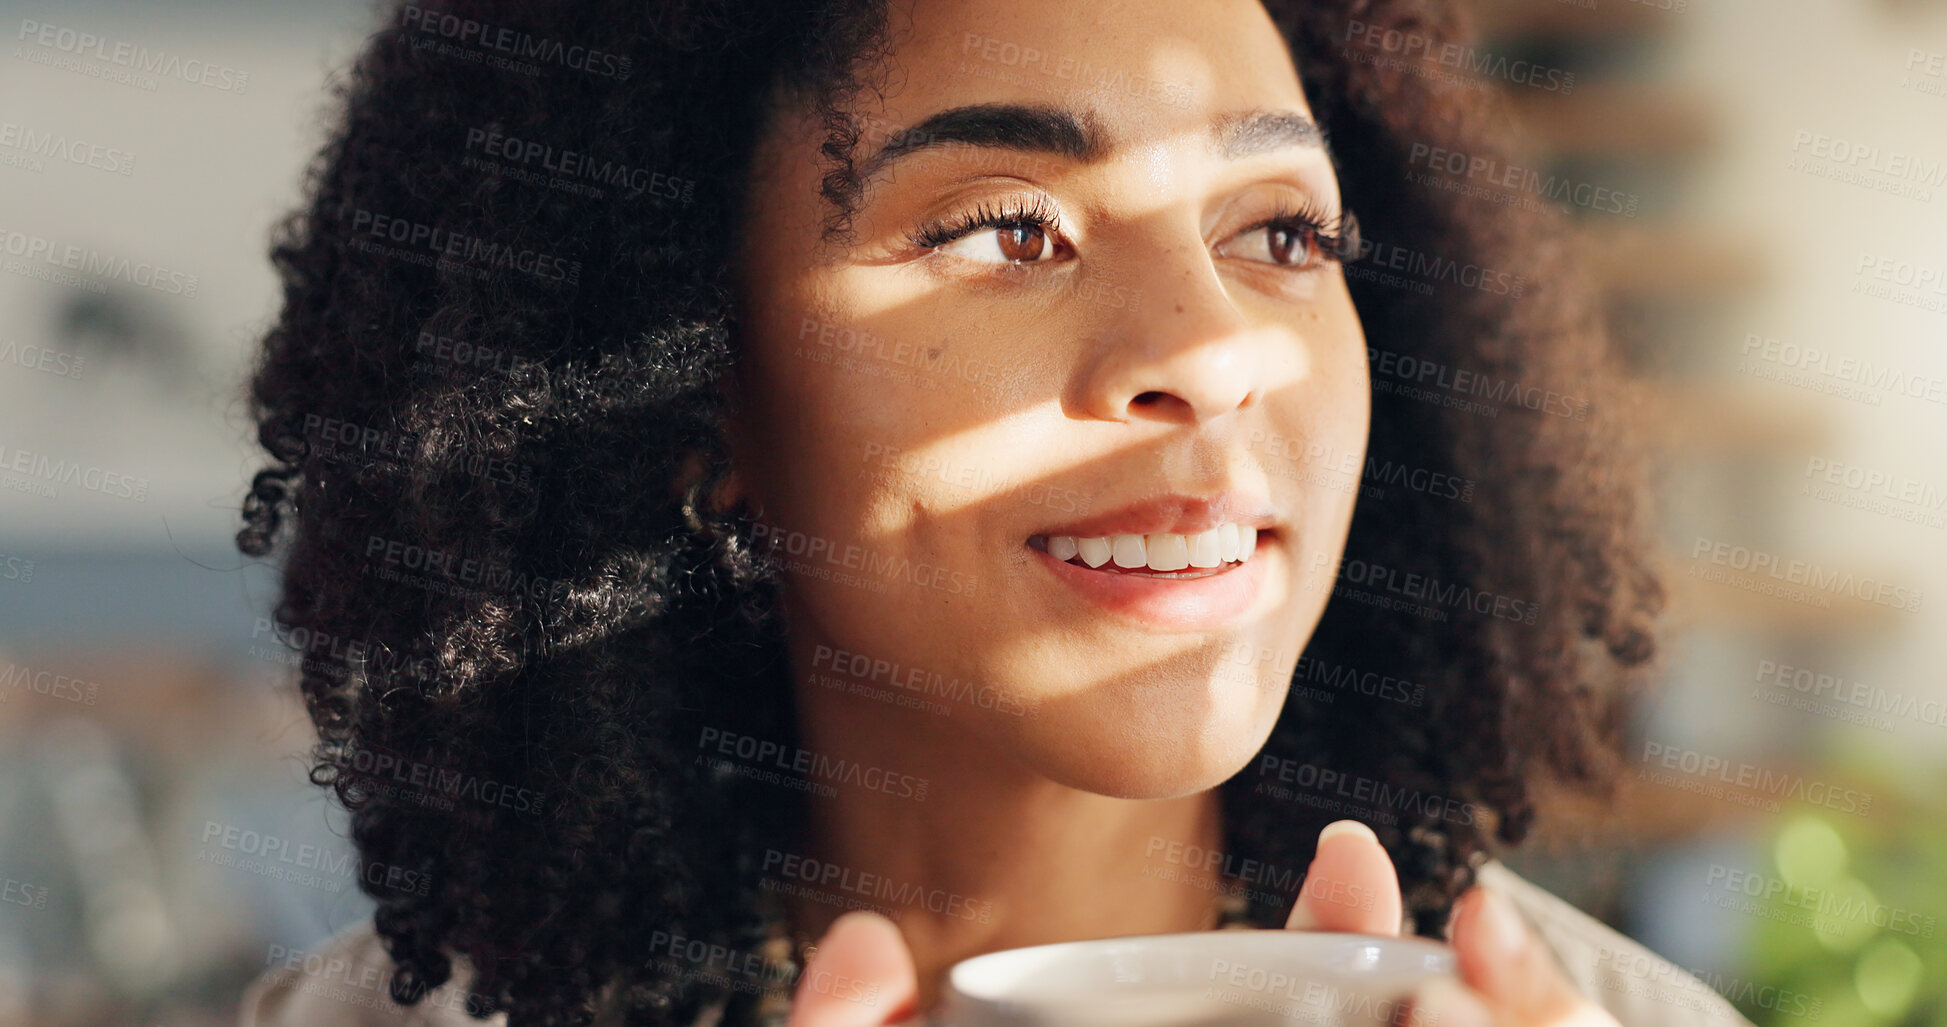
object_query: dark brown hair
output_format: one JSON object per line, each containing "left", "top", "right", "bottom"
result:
{"left": 237, "top": 0, "right": 1663, "bottom": 1022}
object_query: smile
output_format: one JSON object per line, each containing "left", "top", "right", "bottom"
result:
{"left": 1027, "top": 527, "right": 1276, "bottom": 632}
{"left": 1028, "top": 524, "right": 1259, "bottom": 576}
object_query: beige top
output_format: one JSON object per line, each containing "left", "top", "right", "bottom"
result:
{"left": 238, "top": 860, "right": 1755, "bottom": 1026}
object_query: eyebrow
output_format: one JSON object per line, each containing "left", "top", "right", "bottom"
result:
{"left": 856, "top": 103, "right": 1326, "bottom": 183}
{"left": 1212, "top": 108, "right": 1325, "bottom": 159}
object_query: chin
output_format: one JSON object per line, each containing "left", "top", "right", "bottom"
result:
{"left": 994, "top": 677, "right": 1283, "bottom": 800}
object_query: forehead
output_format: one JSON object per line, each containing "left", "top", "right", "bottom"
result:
{"left": 865, "top": 0, "right": 1314, "bottom": 155}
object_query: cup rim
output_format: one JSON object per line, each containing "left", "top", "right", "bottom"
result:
{"left": 945, "top": 928, "right": 1457, "bottom": 1004}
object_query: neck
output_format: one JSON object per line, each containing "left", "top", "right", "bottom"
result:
{"left": 778, "top": 630, "right": 1227, "bottom": 1013}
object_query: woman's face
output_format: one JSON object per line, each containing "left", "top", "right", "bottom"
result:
{"left": 726, "top": 0, "right": 1368, "bottom": 799}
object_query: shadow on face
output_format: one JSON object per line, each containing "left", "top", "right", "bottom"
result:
{"left": 722, "top": 0, "right": 1371, "bottom": 799}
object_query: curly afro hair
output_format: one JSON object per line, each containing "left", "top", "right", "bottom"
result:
{"left": 237, "top": 0, "right": 1664, "bottom": 1023}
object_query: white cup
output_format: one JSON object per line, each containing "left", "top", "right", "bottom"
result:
{"left": 892, "top": 930, "right": 1457, "bottom": 1027}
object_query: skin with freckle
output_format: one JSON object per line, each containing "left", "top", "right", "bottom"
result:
{"left": 725, "top": 0, "right": 1368, "bottom": 801}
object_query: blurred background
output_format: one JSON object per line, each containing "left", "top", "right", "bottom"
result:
{"left": 0, "top": 0, "right": 1943, "bottom": 1023}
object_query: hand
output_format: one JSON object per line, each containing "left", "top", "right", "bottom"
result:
{"left": 785, "top": 819, "right": 1623, "bottom": 1027}
{"left": 1284, "top": 819, "right": 1620, "bottom": 1027}
{"left": 784, "top": 910, "right": 920, "bottom": 1027}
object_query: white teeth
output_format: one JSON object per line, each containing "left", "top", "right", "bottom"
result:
{"left": 1041, "top": 524, "right": 1262, "bottom": 572}
{"left": 1187, "top": 529, "right": 1221, "bottom": 568}
{"left": 1145, "top": 532, "right": 1190, "bottom": 572}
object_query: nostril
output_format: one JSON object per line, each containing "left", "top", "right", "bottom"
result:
{"left": 1125, "top": 389, "right": 1200, "bottom": 424}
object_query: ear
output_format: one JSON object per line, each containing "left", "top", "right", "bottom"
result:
{"left": 673, "top": 448, "right": 745, "bottom": 514}
{"left": 701, "top": 361, "right": 753, "bottom": 515}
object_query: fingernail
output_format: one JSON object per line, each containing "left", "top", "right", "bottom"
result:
{"left": 1319, "top": 819, "right": 1378, "bottom": 846}
{"left": 1475, "top": 886, "right": 1531, "bottom": 960}
{"left": 1286, "top": 821, "right": 1377, "bottom": 930}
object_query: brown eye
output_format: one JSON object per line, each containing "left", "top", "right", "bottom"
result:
{"left": 1269, "top": 226, "right": 1310, "bottom": 265}
{"left": 941, "top": 222, "right": 1057, "bottom": 264}
{"left": 995, "top": 225, "right": 1048, "bottom": 262}
{"left": 1255, "top": 224, "right": 1319, "bottom": 268}
{"left": 1217, "top": 215, "right": 1337, "bottom": 271}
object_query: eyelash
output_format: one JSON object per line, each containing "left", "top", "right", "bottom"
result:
{"left": 1240, "top": 196, "right": 1360, "bottom": 267}
{"left": 907, "top": 194, "right": 1360, "bottom": 268}
{"left": 911, "top": 194, "right": 1065, "bottom": 252}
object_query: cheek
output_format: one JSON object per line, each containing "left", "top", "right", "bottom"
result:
{"left": 1311, "top": 295, "right": 1372, "bottom": 481}
{"left": 750, "top": 366, "right": 902, "bottom": 563}
{"left": 1261, "top": 300, "right": 1368, "bottom": 622}
{"left": 743, "top": 258, "right": 1040, "bottom": 543}
{"left": 737, "top": 302, "right": 1007, "bottom": 648}
{"left": 754, "top": 339, "right": 953, "bottom": 535}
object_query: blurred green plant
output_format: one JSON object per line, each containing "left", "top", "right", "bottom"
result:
{"left": 1740, "top": 739, "right": 1947, "bottom": 1026}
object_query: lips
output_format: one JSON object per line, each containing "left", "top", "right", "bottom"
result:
{"left": 1026, "top": 492, "right": 1279, "bottom": 630}
{"left": 1032, "top": 492, "right": 1279, "bottom": 539}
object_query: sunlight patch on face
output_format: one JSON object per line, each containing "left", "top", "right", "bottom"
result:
{"left": 842, "top": 357, "right": 1313, "bottom": 539}
{"left": 1132, "top": 138, "right": 1180, "bottom": 193}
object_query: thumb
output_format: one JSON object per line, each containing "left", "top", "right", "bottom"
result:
{"left": 787, "top": 910, "right": 921, "bottom": 1027}
{"left": 1447, "top": 885, "right": 1597, "bottom": 1023}
{"left": 1283, "top": 820, "right": 1404, "bottom": 935}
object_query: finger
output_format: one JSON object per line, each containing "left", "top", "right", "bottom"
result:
{"left": 1283, "top": 819, "right": 1404, "bottom": 935}
{"left": 1390, "top": 976, "right": 1493, "bottom": 1027}
{"left": 786, "top": 911, "right": 920, "bottom": 1027}
{"left": 1448, "top": 885, "right": 1601, "bottom": 1023}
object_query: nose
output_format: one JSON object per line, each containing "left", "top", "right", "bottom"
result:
{"left": 1072, "top": 244, "right": 1283, "bottom": 426}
